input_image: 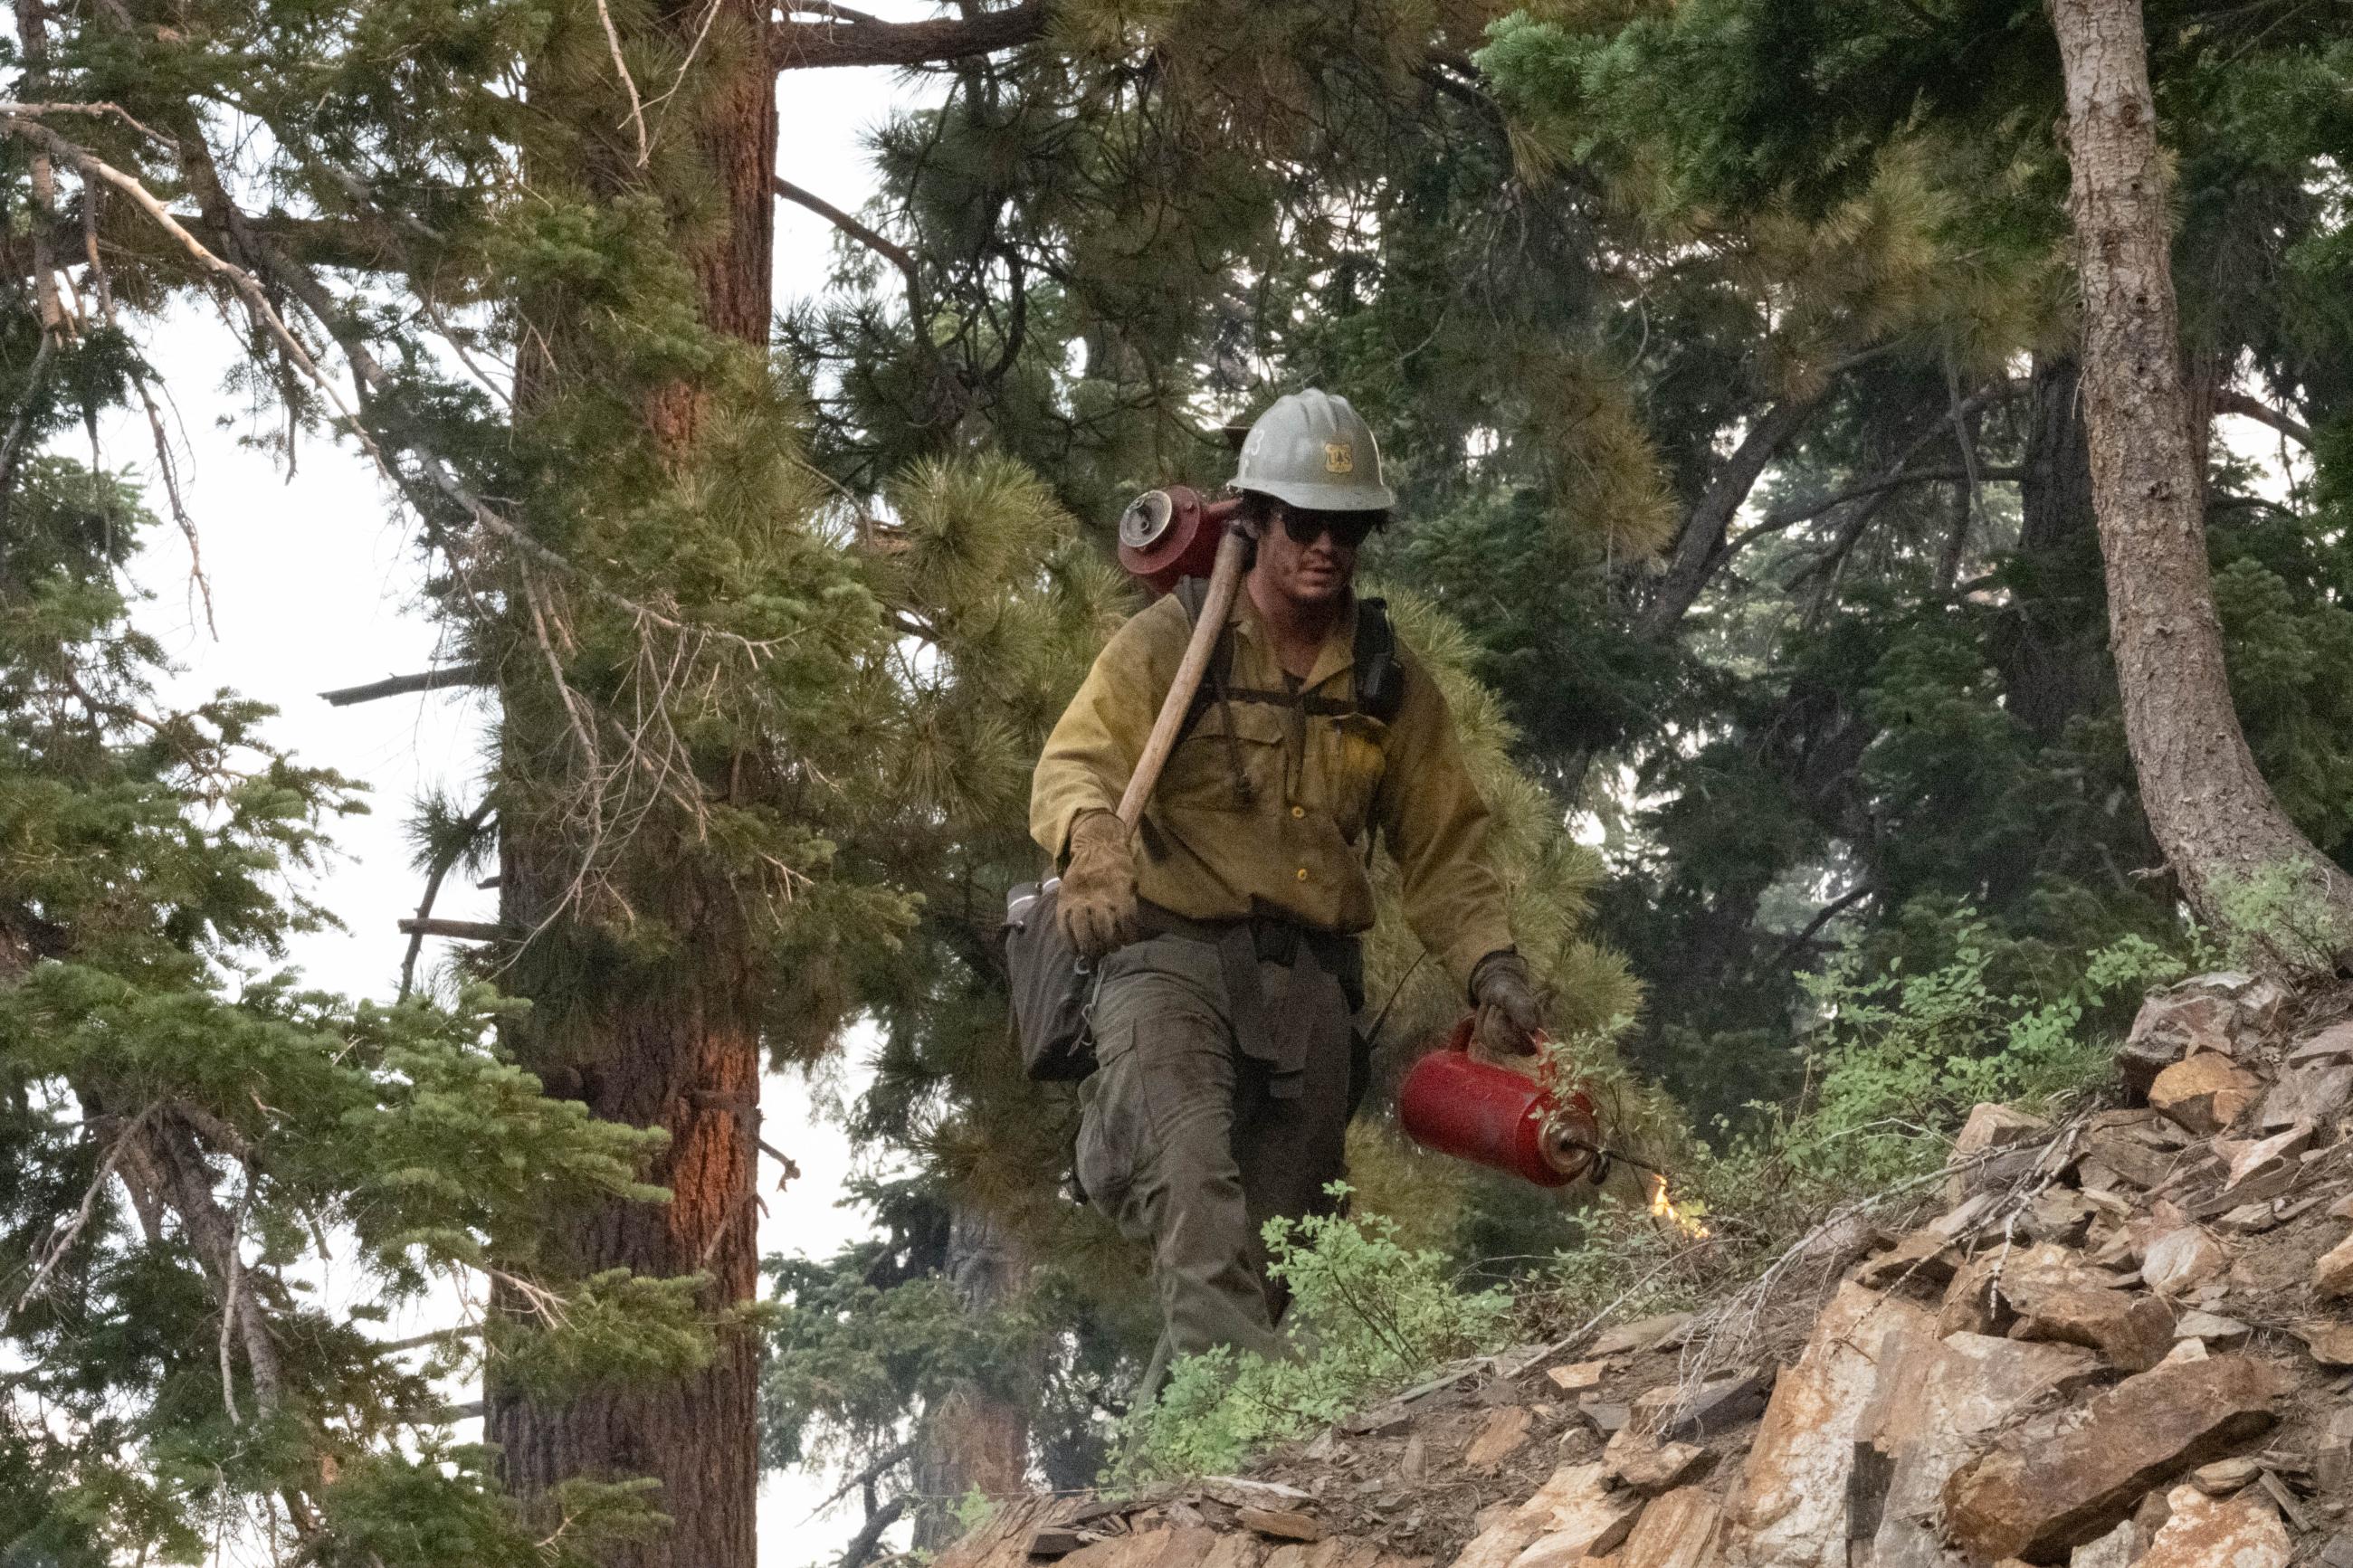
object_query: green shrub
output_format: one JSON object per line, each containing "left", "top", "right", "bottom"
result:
{"left": 1755, "top": 920, "right": 2177, "bottom": 1188}
{"left": 1115, "top": 1186, "right": 1516, "bottom": 1482}
{"left": 2208, "top": 854, "right": 2353, "bottom": 980}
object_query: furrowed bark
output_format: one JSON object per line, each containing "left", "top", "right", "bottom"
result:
{"left": 484, "top": 3, "right": 776, "bottom": 1563}
{"left": 2048, "top": 0, "right": 2353, "bottom": 936}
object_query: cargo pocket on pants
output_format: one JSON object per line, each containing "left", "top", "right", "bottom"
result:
{"left": 1075, "top": 1022, "right": 1144, "bottom": 1213}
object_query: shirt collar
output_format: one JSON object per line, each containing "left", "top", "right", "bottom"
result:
{"left": 1230, "top": 584, "right": 1358, "bottom": 690}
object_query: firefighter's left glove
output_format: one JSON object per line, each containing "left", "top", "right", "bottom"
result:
{"left": 1058, "top": 810, "right": 1139, "bottom": 961}
{"left": 1470, "top": 949, "right": 1542, "bottom": 1058}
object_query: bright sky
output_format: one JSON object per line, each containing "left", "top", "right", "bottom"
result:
{"left": 120, "top": 28, "right": 944, "bottom": 1568}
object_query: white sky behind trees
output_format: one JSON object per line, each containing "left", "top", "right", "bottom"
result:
{"left": 121, "top": 33, "right": 942, "bottom": 1566}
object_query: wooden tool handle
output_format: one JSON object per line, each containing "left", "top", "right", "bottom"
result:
{"left": 1116, "top": 525, "right": 1249, "bottom": 830}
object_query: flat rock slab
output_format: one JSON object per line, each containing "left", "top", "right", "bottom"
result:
{"left": 1453, "top": 1461, "right": 1639, "bottom": 1568}
{"left": 1546, "top": 1359, "right": 1611, "bottom": 1392}
{"left": 1466, "top": 1406, "right": 1534, "bottom": 1469}
{"left": 2137, "top": 1484, "right": 2291, "bottom": 1568}
{"left": 2291, "top": 1318, "right": 2353, "bottom": 1367}
{"left": 1605, "top": 1427, "right": 1712, "bottom": 1496}
{"left": 1862, "top": 1330, "right": 2102, "bottom": 1568}
{"left": 1618, "top": 1487, "right": 1726, "bottom": 1568}
{"left": 1940, "top": 1354, "right": 2282, "bottom": 1563}
{"left": 1633, "top": 1366, "right": 1774, "bottom": 1440}
{"left": 1239, "top": 1507, "right": 1324, "bottom": 1543}
{"left": 1723, "top": 1281, "right": 1936, "bottom": 1568}
{"left": 2006, "top": 1278, "right": 2175, "bottom": 1372}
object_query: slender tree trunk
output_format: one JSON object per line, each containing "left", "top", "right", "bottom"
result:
{"left": 909, "top": 1206, "right": 1034, "bottom": 1551}
{"left": 2047, "top": 0, "right": 2351, "bottom": 934}
{"left": 486, "top": 4, "right": 777, "bottom": 1563}
{"left": 2001, "top": 354, "right": 2109, "bottom": 745}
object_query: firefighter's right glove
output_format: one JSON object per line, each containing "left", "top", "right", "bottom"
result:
{"left": 1470, "top": 949, "right": 1542, "bottom": 1058}
{"left": 1057, "top": 810, "right": 1139, "bottom": 960}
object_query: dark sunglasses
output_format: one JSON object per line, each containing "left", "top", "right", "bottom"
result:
{"left": 1279, "top": 508, "right": 1385, "bottom": 549}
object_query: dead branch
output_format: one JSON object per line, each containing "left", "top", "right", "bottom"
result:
{"left": 771, "top": 0, "right": 1053, "bottom": 71}
{"left": 8, "top": 1104, "right": 156, "bottom": 1320}
{"left": 2213, "top": 387, "right": 2313, "bottom": 450}
{"left": 319, "top": 665, "right": 492, "bottom": 707}
{"left": 397, "top": 917, "right": 506, "bottom": 942}
{"left": 773, "top": 173, "right": 926, "bottom": 325}
{"left": 595, "top": 0, "right": 651, "bottom": 166}
{"left": 400, "top": 795, "right": 497, "bottom": 997}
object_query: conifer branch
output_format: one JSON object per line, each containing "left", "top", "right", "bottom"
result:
{"left": 770, "top": 0, "right": 1053, "bottom": 71}
{"left": 773, "top": 174, "right": 925, "bottom": 324}
{"left": 2213, "top": 387, "right": 2312, "bottom": 449}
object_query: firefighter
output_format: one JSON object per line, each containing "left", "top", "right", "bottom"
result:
{"left": 1029, "top": 388, "right": 1543, "bottom": 1395}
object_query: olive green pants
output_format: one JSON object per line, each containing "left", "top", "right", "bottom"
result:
{"left": 1075, "top": 931, "right": 1364, "bottom": 1401}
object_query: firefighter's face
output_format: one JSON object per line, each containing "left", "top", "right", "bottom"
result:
{"left": 1255, "top": 505, "right": 1375, "bottom": 609}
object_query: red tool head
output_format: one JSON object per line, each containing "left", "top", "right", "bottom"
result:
{"left": 1118, "top": 485, "right": 1244, "bottom": 595}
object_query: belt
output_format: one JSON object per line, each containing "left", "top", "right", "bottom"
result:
{"left": 1135, "top": 901, "right": 1361, "bottom": 1098}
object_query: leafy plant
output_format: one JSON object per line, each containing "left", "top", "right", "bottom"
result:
{"left": 1114, "top": 1186, "right": 1516, "bottom": 1482}
{"left": 2208, "top": 855, "right": 2353, "bottom": 980}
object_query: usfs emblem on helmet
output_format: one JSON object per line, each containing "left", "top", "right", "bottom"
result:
{"left": 1323, "top": 442, "right": 1353, "bottom": 474}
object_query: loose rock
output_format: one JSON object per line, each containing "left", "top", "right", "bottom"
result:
{"left": 1860, "top": 1329, "right": 2101, "bottom": 1568}
{"left": 2006, "top": 1277, "right": 2176, "bottom": 1372}
{"left": 1546, "top": 1359, "right": 1609, "bottom": 1393}
{"left": 2291, "top": 1318, "right": 2353, "bottom": 1367}
{"left": 1591, "top": 1312, "right": 1694, "bottom": 1358}
{"left": 2289, "top": 1020, "right": 2353, "bottom": 1064}
{"left": 2187, "top": 1457, "right": 2261, "bottom": 1495}
{"left": 1465, "top": 1407, "right": 1533, "bottom": 1469}
{"left": 1237, "top": 1507, "right": 1322, "bottom": 1543}
{"left": 2136, "top": 1484, "right": 2291, "bottom": 1568}
{"left": 2318, "top": 1233, "right": 2353, "bottom": 1299}
{"left": 1724, "top": 1282, "right": 1935, "bottom": 1568}
{"left": 2141, "top": 1228, "right": 2229, "bottom": 1297}
{"left": 1604, "top": 1427, "right": 1711, "bottom": 1496}
{"left": 2150, "top": 1056, "right": 2262, "bottom": 1136}
{"left": 1941, "top": 1354, "right": 2282, "bottom": 1562}
{"left": 2172, "top": 1311, "right": 2250, "bottom": 1347}
{"left": 2122, "top": 995, "right": 2237, "bottom": 1092}
{"left": 1453, "top": 1461, "right": 1641, "bottom": 1568}
{"left": 1616, "top": 1487, "right": 1724, "bottom": 1568}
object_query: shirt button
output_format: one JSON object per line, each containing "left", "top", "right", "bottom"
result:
{"left": 1291, "top": 805, "right": 1305, "bottom": 819}
{"left": 1296, "top": 867, "right": 1310, "bottom": 881}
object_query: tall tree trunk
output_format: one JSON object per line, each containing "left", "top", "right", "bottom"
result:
{"left": 909, "top": 1206, "right": 1034, "bottom": 1552}
{"left": 2047, "top": 0, "right": 2352, "bottom": 935}
{"left": 486, "top": 5, "right": 777, "bottom": 1563}
{"left": 2001, "top": 354, "right": 2109, "bottom": 745}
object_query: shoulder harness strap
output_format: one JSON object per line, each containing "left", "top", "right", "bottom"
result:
{"left": 1352, "top": 597, "right": 1403, "bottom": 723}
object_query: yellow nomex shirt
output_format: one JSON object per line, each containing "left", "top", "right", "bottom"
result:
{"left": 1030, "top": 587, "right": 1514, "bottom": 989}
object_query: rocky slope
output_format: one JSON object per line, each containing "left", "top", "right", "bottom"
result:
{"left": 939, "top": 972, "right": 2353, "bottom": 1568}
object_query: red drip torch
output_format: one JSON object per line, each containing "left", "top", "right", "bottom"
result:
{"left": 1397, "top": 1016, "right": 1605, "bottom": 1188}
{"left": 1118, "top": 485, "right": 1244, "bottom": 595}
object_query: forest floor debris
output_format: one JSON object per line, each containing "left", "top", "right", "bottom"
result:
{"left": 939, "top": 970, "right": 2353, "bottom": 1568}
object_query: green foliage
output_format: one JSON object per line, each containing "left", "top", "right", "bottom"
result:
{"left": 1115, "top": 1187, "right": 1516, "bottom": 1483}
{"left": 0, "top": 479, "right": 688, "bottom": 1561}
{"left": 2207, "top": 855, "right": 2353, "bottom": 981}
{"left": 1770, "top": 920, "right": 2169, "bottom": 1188}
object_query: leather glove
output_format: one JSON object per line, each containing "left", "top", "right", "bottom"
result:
{"left": 1056, "top": 810, "right": 1138, "bottom": 960}
{"left": 1470, "top": 949, "right": 1542, "bottom": 1057}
